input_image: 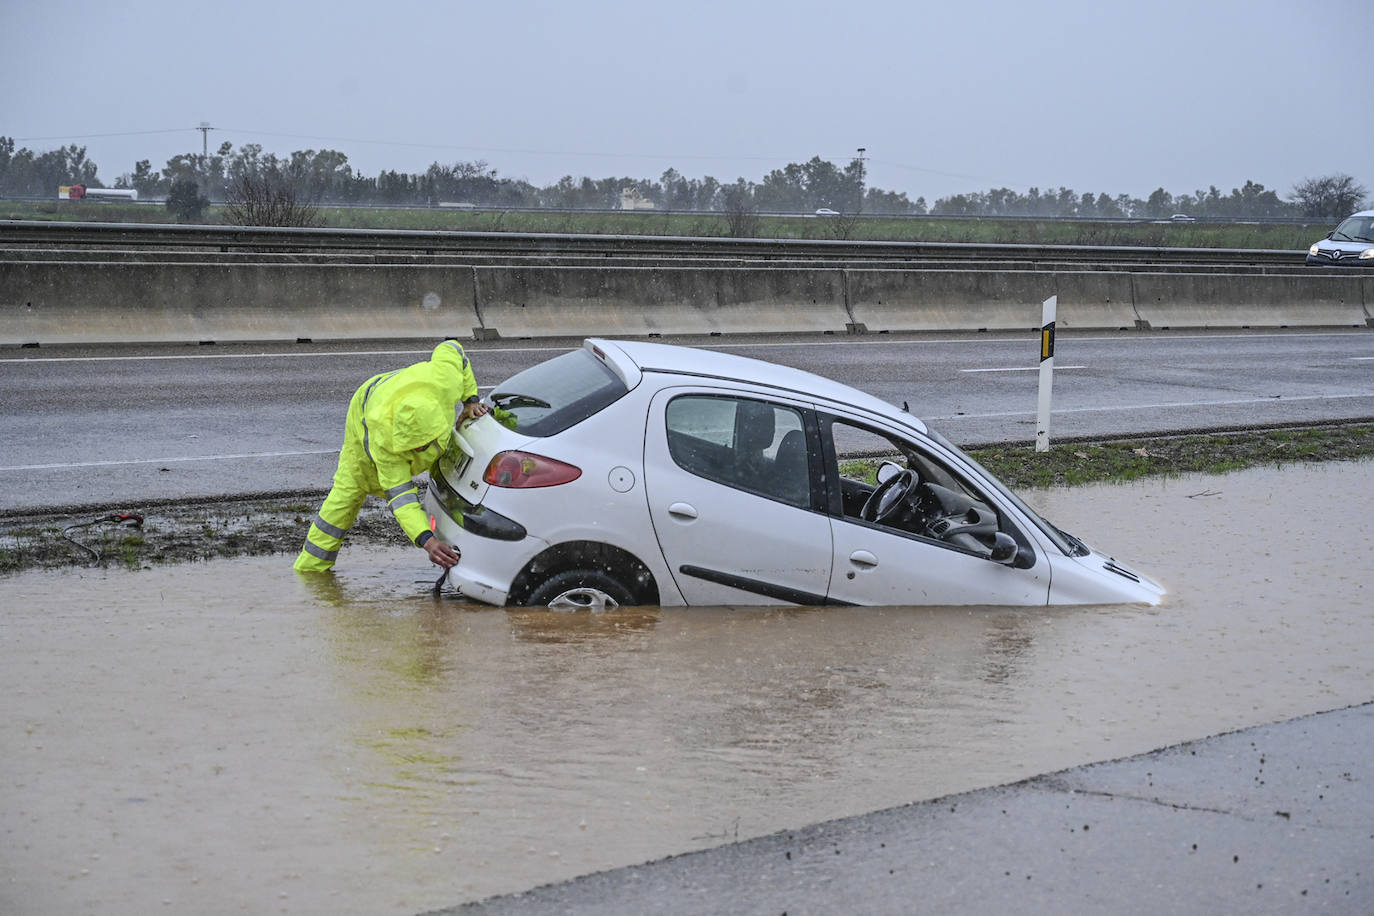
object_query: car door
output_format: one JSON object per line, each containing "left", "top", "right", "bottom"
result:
{"left": 643, "top": 390, "right": 833, "bottom": 605}
{"left": 821, "top": 414, "right": 1051, "bottom": 606}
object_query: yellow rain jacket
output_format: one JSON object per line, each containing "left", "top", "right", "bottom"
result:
{"left": 294, "top": 339, "right": 479, "bottom": 571}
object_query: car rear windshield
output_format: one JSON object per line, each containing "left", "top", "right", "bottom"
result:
{"left": 488, "top": 349, "right": 629, "bottom": 437}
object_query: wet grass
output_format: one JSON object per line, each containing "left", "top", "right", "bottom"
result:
{"left": 0, "top": 425, "right": 1368, "bottom": 576}
{"left": 837, "top": 425, "right": 1373, "bottom": 491}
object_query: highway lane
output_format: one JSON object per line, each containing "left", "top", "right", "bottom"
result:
{"left": 1, "top": 329, "right": 1371, "bottom": 514}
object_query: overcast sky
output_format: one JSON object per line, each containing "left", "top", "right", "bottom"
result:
{"left": 3, "top": 0, "right": 1370, "bottom": 204}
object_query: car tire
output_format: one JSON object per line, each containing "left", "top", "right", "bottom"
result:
{"left": 525, "top": 568, "right": 638, "bottom": 609}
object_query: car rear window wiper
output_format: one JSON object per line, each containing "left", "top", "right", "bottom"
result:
{"left": 491, "top": 392, "right": 553, "bottom": 409}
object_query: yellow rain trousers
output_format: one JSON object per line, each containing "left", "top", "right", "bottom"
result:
{"left": 294, "top": 340, "right": 479, "bottom": 572}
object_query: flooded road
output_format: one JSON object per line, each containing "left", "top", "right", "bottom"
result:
{"left": 3, "top": 461, "right": 1372, "bottom": 915}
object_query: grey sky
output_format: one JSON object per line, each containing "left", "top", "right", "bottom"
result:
{"left": 3, "top": 0, "right": 1370, "bottom": 204}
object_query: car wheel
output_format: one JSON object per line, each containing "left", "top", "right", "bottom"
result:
{"left": 525, "top": 568, "right": 637, "bottom": 610}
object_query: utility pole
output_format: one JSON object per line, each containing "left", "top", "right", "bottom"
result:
{"left": 856, "top": 147, "right": 866, "bottom": 212}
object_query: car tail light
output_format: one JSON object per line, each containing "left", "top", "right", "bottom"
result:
{"left": 483, "top": 450, "right": 582, "bottom": 488}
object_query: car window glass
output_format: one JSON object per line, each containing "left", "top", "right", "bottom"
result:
{"left": 828, "top": 418, "right": 1009, "bottom": 555}
{"left": 665, "top": 395, "right": 810, "bottom": 507}
{"left": 488, "top": 349, "right": 627, "bottom": 437}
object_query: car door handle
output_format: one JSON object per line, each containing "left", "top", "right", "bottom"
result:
{"left": 849, "top": 550, "right": 878, "bottom": 569}
{"left": 667, "top": 502, "right": 698, "bottom": 520}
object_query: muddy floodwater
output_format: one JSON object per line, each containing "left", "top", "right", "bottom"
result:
{"left": 3, "top": 462, "right": 1373, "bottom": 914}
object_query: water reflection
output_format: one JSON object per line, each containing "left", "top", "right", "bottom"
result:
{"left": 2, "top": 461, "right": 1371, "bottom": 915}
{"left": 506, "top": 607, "right": 662, "bottom": 644}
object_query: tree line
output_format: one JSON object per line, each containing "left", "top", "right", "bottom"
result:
{"left": 1, "top": 136, "right": 1367, "bottom": 220}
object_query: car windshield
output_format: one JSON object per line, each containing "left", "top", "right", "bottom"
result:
{"left": 924, "top": 427, "right": 1086, "bottom": 557}
{"left": 488, "top": 348, "right": 628, "bottom": 437}
{"left": 1331, "top": 217, "right": 1374, "bottom": 242}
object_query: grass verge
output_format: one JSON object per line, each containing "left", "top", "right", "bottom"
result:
{"left": 2, "top": 200, "right": 1324, "bottom": 250}
{"left": 0, "top": 425, "right": 1369, "bottom": 576}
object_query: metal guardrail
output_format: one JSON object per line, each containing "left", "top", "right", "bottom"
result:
{"left": 0, "top": 220, "right": 1308, "bottom": 269}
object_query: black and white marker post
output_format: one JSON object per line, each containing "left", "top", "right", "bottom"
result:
{"left": 1035, "top": 295, "right": 1057, "bottom": 453}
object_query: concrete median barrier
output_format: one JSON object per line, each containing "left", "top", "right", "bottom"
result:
{"left": 0, "top": 260, "right": 481, "bottom": 345}
{"left": 3, "top": 255, "right": 1372, "bottom": 346}
{"left": 847, "top": 270, "right": 1142, "bottom": 332}
{"left": 474, "top": 266, "right": 851, "bottom": 338}
{"left": 1134, "top": 273, "right": 1369, "bottom": 328}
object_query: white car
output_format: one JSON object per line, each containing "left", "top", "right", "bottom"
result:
{"left": 1306, "top": 210, "right": 1374, "bottom": 266}
{"left": 424, "top": 340, "right": 1164, "bottom": 608}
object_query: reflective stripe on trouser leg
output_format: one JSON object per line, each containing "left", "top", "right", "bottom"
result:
{"left": 293, "top": 485, "right": 366, "bottom": 572}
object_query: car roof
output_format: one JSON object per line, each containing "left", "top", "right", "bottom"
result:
{"left": 591, "top": 338, "right": 929, "bottom": 435}
{"left": 1341, "top": 210, "right": 1374, "bottom": 219}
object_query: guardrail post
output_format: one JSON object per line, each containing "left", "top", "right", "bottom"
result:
{"left": 1035, "top": 295, "right": 1057, "bottom": 452}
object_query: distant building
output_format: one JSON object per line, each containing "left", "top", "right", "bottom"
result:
{"left": 619, "top": 188, "right": 656, "bottom": 211}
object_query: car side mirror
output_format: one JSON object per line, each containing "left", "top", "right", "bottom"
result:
{"left": 875, "top": 461, "right": 903, "bottom": 484}
{"left": 989, "top": 532, "right": 1019, "bottom": 565}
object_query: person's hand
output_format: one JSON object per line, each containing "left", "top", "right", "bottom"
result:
{"left": 423, "top": 537, "right": 461, "bottom": 568}
{"left": 460, "top": 401, "right": 489, "bottom": 422}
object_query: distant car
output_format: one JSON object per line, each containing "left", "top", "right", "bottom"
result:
{"left": 1306, "top": 210, "right": 1374, "bottom": 266}
{"left": 1169, "top": 213, "right": 1195, "bottom": 222}
{"left": 422, "top": 339, "right": 1164, "bottom": 609}
{"left": 814, "top": 208, "right": 840, "bottom": 216}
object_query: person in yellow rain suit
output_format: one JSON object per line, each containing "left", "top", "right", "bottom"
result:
{"left": 294, "top": 339, "right": 487, "bottom": 573}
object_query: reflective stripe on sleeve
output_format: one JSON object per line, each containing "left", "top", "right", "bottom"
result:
{"left": 385, "top": 482, "right": 415, "bottom": 499}
{"left": 312, "top": 515, "right": 348, "bottom": 539}
{"left": 302, "top": 541, "right": 339, "bottom": 562}
{"left": 388, "top": 492, "right": 420, "bottom": 510}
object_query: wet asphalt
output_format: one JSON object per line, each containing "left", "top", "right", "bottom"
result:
{"left": 432, "top": 703, "right": 1373, "bottom": 915}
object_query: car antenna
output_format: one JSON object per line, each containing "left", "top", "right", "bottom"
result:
{"left": 902, "top": 400, "right": 910, "bottom": 413}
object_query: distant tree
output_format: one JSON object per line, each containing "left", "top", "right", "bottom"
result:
{"left": 721, "top": 181, "right": 759, "bottom": 237}
{"left": 0, "top": 138, "right": 101, "bottom": 197}
{"left": 864, "top": 187, "right": 916, "bottom": 215}
{"left": 1144, "top": 187, "right": 1174, "bottom": 217}
{"left": 165, "top": 179, "right": 210, "bottom": 222}
{"left": 125, "top": 159, "right": 165, "bottom": 197}
{"left": 754, "top": 156, "right": 862, "bottom": 213}
{"left": 1290, "top": 174, "right": 1368, "bottom": 218}
{"left": 223, "top": 173, "right": 321, "bottom": 227}
{"left": 162, "top": 142, "right": 232, "bottom": 201}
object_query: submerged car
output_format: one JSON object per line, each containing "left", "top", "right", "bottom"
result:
{"left": 424, "top": 340, "right": 1164, "bottom": 609}
{"left": 1306, "top": 210, "right": 1374, "bottom": 266}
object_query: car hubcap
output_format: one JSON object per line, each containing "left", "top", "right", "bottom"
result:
{"left": 547, "top": 587, "right": 620, "bottom": 611}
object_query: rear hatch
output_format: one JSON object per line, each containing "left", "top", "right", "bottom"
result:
{"left": 435, "top": 340, "right": 639, "bottom": 506}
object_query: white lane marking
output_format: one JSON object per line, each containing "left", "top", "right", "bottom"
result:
{"left": 925, "top": 391, "right": 1374, "bottom": 422}
{"left": 961, "top": 366, "right": 1086, "bottom": 373}
{"left": 1352, "top": 357, "right": 1374, "bottom": 361}
{"left": 1, "top": 330, "right": 1368, "bottom": 363}
{"left": 0, "top": 449, "right": 339, "bottom": 472}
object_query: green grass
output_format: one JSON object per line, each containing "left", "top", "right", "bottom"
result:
{"left": 837, "top": 425, "right": 1373, "bottom": 490}
{"left": 2, "top": 200, "right": 1325, "bottom": 250}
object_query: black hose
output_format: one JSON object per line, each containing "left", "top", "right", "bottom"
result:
{"left": 61, "top": 513, "right": 144, "bottom": 566}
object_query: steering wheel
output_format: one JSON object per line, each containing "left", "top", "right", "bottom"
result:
{"left": 860, "top": 469, "right": 919, "bottom": 524}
